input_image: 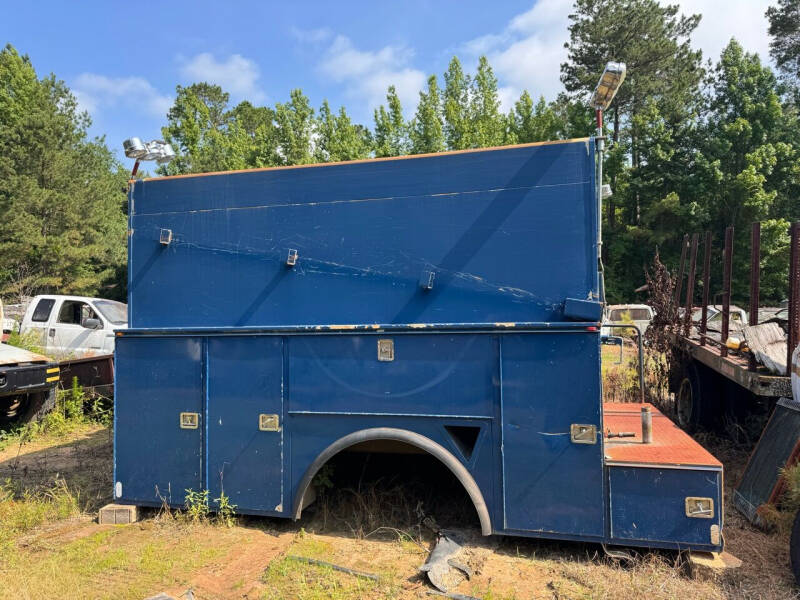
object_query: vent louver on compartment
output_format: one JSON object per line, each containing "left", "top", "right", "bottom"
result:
{"left": 444, "top": 425, "right": 481, "bottom": 461}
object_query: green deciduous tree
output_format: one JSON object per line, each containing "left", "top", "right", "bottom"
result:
{"left": 510, "top": 92, "right": 564, "bottom": 143}
{"left": 230, "top": 101, "right": 280, "bottom": 167}
{"left": 469, "top": 56, "right": 506, "bottom": 148}
{"left": 443, "top": 57, "right": 472, "bottom": 150}
{"left": 699, "top": 39, "right": 793, "bottom": 301}
{"left": 374, "top": 86, "right": 409, "bottom": 157}
{"left": 315, "top": 100, "right": 372, "bottom": 162}
{"left": 410, "top": 75, "right": 445, "bottom": 154}
{"left": 274, "top": 88, "right": 315, "bottom": 165}
{"left": 160, "top": 83, "right": 233, "bottom": 174}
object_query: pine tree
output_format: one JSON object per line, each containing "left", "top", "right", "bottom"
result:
{"left": 561, "top": 0, "right": 702, "bottom": 144}
{"left": 0, "top": 44, "right": 127, "bottom": 299}
{"left": 766, "top": 0, "right": 800, "bottom": 95}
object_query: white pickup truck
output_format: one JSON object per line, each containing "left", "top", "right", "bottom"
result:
{"left": 20, "top": 295, "right": 127, "bottom": 357}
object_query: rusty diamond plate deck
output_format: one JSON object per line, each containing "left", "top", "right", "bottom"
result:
{"left": 603, "top": 403, "right": 721, "bottom": 468}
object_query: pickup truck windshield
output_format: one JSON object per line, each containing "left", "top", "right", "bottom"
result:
{"left": 94, "top": 300, "right": 128, "bottom": 325}
{"left": 609, "top": 308, "right": 651, "bottom": 321}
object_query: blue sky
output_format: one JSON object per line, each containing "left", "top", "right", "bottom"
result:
{"left": 2, "top": 1, "right": 774, "bottom": 162}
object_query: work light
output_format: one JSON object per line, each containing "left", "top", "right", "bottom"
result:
{"left": 590, "top": 62, "right": 627, "bottom": 111}
{"left": 123, "top": 137, "right": 147, "bottom": 159}
{"left": 123, "top": 138, "right": 175, "bottom": 176}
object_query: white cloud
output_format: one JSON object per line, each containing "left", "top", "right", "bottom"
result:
{"left": 308, "top": 34, "right": 426, "bottom": 119}
{"left": 460, "top": 0, "right": 774, "bottom": 112}
{"left": 677, "top": 0, "right": 772, "bottom": 64}
{"left": 72, "top": 73, "right": 173, "bottom": 118}
{"left": 460, "top": 0, "right": 572, "bottom": 111}
{"left": 180, "top": 52, "right": 265, "bottom": 102}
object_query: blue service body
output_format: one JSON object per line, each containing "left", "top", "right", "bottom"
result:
{"left": 115, "top": 139, "right": 723, "bottom": 551}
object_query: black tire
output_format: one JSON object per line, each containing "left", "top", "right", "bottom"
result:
{"left": 790, "top": 510, "right": 800, "bottom": 586}
{"left": 19, "top": 387, "right": 57, "bottom": 423}
{"left": 676, "top": 362, "right": 720, "bottom": 432}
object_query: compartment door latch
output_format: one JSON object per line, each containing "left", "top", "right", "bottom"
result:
{"left": 570, "top": 424, "right": 598, "bottom": 444}
{"left": 259, "top": 414, "right": 281, "bottom": 431}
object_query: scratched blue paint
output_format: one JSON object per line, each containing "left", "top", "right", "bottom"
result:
{"left": 115, "top": 336, "right": 203, "bottom": 504}
{"left": 609, "top": 467, "right": 723, "bottom": 550}
{"left": 115, "top": 140, "right": 724, "bottom": 552}
{"left": 500, "top": 333, "right": 604, "bottom": 537}
{"left": 206, "top": 336, "right": 284, "bottom": 512}
{"left": 127, "top": 141, "right": 598, "bottom": 329}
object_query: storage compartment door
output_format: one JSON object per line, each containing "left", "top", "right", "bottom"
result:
{"left": 500, "top": 333, "right": 604, "bottom": 537}
{"left": 115, "top": 337, "right": 204, "bottom": 505}
{"left": 609, "top": 466, "right": 723, "bottom": 549}
{"left": 207, "top": 336, "right": 284, "bottom": 514}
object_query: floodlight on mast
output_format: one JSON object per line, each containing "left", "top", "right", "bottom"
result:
{"left": 123, "top": 137, "right": 175, "bottom": 177}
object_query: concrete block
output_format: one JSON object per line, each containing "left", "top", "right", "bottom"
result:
{"left": 98, "top": 503, "right": 138, "bottom": 525}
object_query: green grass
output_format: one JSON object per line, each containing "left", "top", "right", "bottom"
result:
{"left": 0, "top": 378, "right": 111, "bottom": 452}
{"left": 0, "top": 477, "right": 80, "bottom": 551}
{"left": 0, "top": 519, "right": 226, "bottom": 599}
{"left": 5, "top": 329, "right": 46, "bottom": 354}
{"left": 262, "top": 533, "right": 400, "bottom": 600}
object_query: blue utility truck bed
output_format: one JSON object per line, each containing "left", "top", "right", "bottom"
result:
{"left": 115, "top": 139, "right": 724, "bottom": 552}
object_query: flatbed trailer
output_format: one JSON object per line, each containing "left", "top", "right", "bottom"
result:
{"left": 115, "top": 139, "right": 726, "bottom": 554}
{"left": 672, "top": 332, "right": 792, "bottom": 431}
{"left": 669, "top": 224, "right": 798, "bottom": 432}
{"left": 0, "top": 344, "right": 59, "bottom": 425}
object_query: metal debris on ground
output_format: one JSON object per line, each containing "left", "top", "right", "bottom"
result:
{"left": 144, "top": 590, "right": 193, "bottom": 600}
{"left": 426, "top": 590, "right": 482, "bottom": 600}
{"left": 419, "top": 531, "right": 473, "bottom": 593}
{"left": 286, "top": 555, "right": 379, "bottom": 581}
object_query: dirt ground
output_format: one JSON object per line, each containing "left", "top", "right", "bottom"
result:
{"left": 0, "top": 422, "right": 799, "bottom": 600}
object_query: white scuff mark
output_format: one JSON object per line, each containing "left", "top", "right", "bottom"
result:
{"left": 138, "top": 227, "right": 561, "bottom": 313}
{"left": 133, "top": 180, "right": 589, "bottom": 217}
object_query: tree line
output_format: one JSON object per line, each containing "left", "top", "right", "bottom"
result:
{"left": 1, "top": 0, "right": 799, "bottom": 305}
{"left": 157, "top": 55, "right": 594, "bottom": 175}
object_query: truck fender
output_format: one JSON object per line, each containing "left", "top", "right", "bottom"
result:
{"left": 291, "top": 427, "right": 492, "bottom": 535}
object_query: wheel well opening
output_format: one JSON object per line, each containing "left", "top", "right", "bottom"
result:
{"left": 293, "top": 429, "right": 491, "bottom": 536}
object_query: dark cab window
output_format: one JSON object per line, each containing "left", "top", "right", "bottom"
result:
{"left": 57, "top": 301, "right": 98, "bottom": 326}
{"left": 31, "top": 298, "right": 56, "bottom": 322}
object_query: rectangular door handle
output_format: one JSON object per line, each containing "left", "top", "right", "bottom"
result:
{"left": 48, "top": 328, "right": 56, "bottom": 338}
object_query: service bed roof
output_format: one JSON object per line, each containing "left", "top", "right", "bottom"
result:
{"left": 128, "top": 139, "right": 598, "bottom": 330}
